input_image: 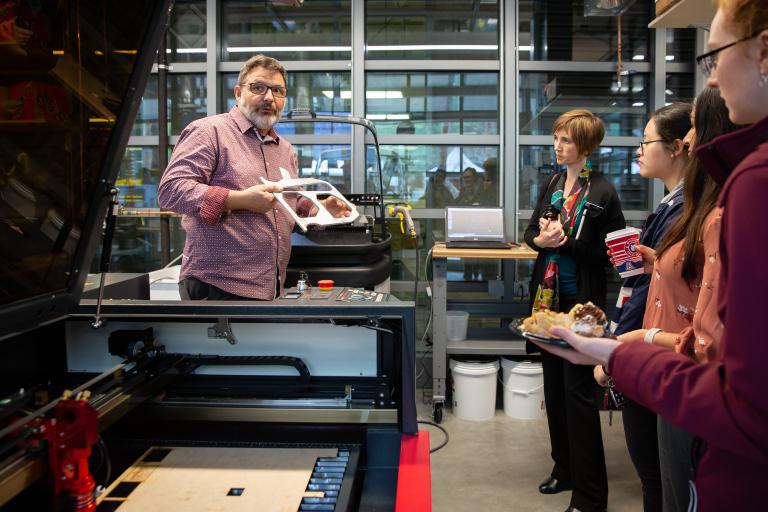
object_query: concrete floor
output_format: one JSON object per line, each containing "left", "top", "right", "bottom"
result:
{"left": 415, "top": 392, "right": 644, "bottom": 512}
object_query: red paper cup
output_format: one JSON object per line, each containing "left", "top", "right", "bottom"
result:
{"left": 605, "top": 228, "right": 644, "bottom": 278}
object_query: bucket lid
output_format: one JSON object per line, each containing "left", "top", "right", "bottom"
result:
{"left": 501, "top": 358, "right": 542, "bottom": 374}
{"left": 447, "top": 310, "right": 469, "bottom": 318}
{"left": 450, "top": 358, "right": 499, "bottom": 374}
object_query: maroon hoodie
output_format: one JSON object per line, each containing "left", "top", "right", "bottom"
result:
{"left": 608, "top": 114, "right": 768, "bottom": 512}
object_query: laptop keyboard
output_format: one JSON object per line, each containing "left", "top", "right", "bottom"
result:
{"left": 445, "top": 240, "right": 510, "bottom": 249}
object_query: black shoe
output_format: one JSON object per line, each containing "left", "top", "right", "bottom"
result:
{"left": 538, "top": 476, "right": 572, "bottom": 494}
{"left": 564, "top": 507, "right": 606, "bottom": 512}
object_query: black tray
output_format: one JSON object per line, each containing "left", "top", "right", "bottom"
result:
{"left": 509, "top": 318, "right": 572, "bottom": 349}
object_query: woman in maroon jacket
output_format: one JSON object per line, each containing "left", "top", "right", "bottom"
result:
{"left": 535, "top": 2, "right": 768, "bottom": 511}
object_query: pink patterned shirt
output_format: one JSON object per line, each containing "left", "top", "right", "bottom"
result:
{"left": 158, "top": 106, "right": 309, "bottom": 299}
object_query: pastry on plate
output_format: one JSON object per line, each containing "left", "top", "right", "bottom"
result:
{"left": 568, "top": 302, "right": 607, "bottom": 337}
{"left": 520, "top": 302, "right": 608, "bottom": 338}
{"left": 520, "top": 310, "right": 570, "bottom": 338}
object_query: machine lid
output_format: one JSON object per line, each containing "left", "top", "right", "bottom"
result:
{"left": 0, "top": 0, "right": 172, "bottom": 340}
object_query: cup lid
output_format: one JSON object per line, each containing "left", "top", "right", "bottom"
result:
{"left": 605, "top": 227, "right": 641, "bottom": 240}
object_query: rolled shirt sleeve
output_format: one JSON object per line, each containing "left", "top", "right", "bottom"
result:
{"left": 158, "top": 122, "right": 223, "bottom": 220}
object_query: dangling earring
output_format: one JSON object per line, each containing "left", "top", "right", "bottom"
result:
{"left": 760, "top": 71, "right": 768, "bottom": 87}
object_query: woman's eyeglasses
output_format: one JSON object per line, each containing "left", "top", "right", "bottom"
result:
{"left": 638, "top": 139, "right": 665, "bottom": 155}
{"left": 243, "top": 81, "right": 287, "bottom": 98}
{"left": 696, "top": 29, "right": 765, "bottom": 78}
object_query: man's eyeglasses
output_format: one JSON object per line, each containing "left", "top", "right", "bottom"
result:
{"left": 243, "top": 81, "right": 287, "bottom": 98}
{"left": 696, "top": 29, "right": 765, "bottom": 78}
{"left": 638, "top": 139, "right": 665, "bottom": 154}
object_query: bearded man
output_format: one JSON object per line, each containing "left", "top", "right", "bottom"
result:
{"left": 158, "top": 55, "right": 350, "bottom": 300}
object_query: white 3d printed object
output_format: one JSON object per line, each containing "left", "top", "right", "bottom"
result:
{"left": 262, "top": 168, "right": 360, "bottom": 232}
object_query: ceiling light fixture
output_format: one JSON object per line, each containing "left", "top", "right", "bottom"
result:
{"left": 367, "top": 44, "right": 498, "bottom": 51}
{"left": 227, "top": 46, "right": 351, "bottom": 53}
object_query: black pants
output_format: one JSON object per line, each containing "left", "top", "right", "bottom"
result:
{"left": 622, "top": 400, "right": 663, "bottom": 512}
{"left": 658, "top": 416, "right": 694, "bottom": 512}
{"left": 541, "top": 297, "right": 608, "bottom": 511}
{"left": 180, "top": 277, "right": 263, "bottom": 301}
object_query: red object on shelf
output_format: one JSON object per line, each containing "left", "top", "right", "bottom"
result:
{"left": 7, "top": 81, "right": 71, "bottom": 122}
{"left": 395, "top": 431, "right": 432, "bottom": 511}
{"left": 317, "top": 279, "right": 334, "bottom": 291}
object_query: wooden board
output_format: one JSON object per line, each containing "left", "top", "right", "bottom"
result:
{"left": 431, "top": 242, "right": 538, "bottom": 260}
{"left": 100, "top": 447, "right": 337, "bottom": 512}
{"left": 655, "top": 0, "right": 679, "bottom": 16}
{"left": 649, "top": 0, "right": 716, "bottom": 28}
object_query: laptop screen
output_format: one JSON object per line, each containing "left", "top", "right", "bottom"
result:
{"left": 445, "top": 207, "right": 505, "bottom": 241}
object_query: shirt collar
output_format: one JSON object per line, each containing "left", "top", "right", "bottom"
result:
{"left": 697, "top": 114, "right": 768, "bottom": 186}
{"left": 661, "top": 179, "right": 684, "bottom": 205}
{"left": 231, "top": 105, "right": 281, "bottom": 143}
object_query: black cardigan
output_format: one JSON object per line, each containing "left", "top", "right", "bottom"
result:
{"left": 524, "top": 171, "right": 626, "bottom": 312}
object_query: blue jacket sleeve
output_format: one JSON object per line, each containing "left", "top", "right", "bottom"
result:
{"left": 613, "top": 276, "right": 650, "bottom": 335}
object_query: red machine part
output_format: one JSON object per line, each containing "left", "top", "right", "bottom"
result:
{"left": 41, "top": 397, "right": 100, "bottom": 511}
{"left": 395, "top": 431, "right": 432, "bottom": 511}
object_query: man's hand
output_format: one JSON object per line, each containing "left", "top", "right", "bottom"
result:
{"left": 225, "top": 183, "right": 283, "bottom": 214}
{"left": 320, "top": 196, "right": 354, "bottom": 218}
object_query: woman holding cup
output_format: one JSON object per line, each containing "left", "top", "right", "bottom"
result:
{"left": 535, "top": 2, "right": 768, "bottom": 509}
{"left": 607, "top": 89, "right": 740, "bottom": 512}
{"left": 601, "top": 102, "right": 692, "bottom": 512}
{"left": 524, "top": 109, "right": 625, "bottom": 512}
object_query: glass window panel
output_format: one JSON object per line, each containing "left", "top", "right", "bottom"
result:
{"left": 133, "top": 74, "right": 206, "bottom": 137}
{"left": 666, "top": 28, "right": 696, "bottom": 64}
{"left": 132, "top": 75, "right": 158, "bottom": 136}
{"left": 519, "top": 72, "right": 650, "bottom": 137}
{"left": 293, "top": 144, "right": 351, "bottom": 193}
{"left": 366, "top": 145, "right": 499, "bottom": 206}
{"left": 0, "top": 0, "right": 158, "bottom": 305}
{"left": 118, "top": 147, "right": 161, "bottom": 208}
{"left": 365, "top": 1, "right": 499, "bottom": 60}
{"left": 221, "top": 1, "right": 351, "bottom": 62}
{"left": 519, "top": 146, "right": 648, "bottom": 211}
{"left": 170, "top": 74, "right": 207, "bottom": 135}
{"left": 167, "top": 1, "right": 207, "bottom": 63}
{"left": 366, "top": 72, "right": 499, "bottom": 135}
{"left": 222, "top": 72, "right": 352, "bottom": 135}
{"left": 107, "top": 216, "right": 185, "bottom": 273}
{"left": 665, "top": 74, "right": 695, "bottom": 104}
{"left": 388, "top": 220, "right": 501, "bottom": 289}
{"left": 518, "top": 0, "right": 651, "bottom": 62}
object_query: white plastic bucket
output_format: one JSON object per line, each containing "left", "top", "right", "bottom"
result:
{"left": 450, "top": 358, "right": 499, "bottom": 421}
{"left": 500, "top": 359, "right": 545, "bottom": 420}
{"left": 446, "top": 310, "right": 470, "bottom": 341}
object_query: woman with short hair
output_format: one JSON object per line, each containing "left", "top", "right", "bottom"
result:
{"left": 524, "top": 109, "right": 625, "bottom": 512}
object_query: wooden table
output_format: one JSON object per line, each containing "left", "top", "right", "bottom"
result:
{"left": 430, "top": 243, "right": 538, "bottom": 422}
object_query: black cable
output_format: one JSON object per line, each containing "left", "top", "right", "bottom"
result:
{"left": 417, "top": 420, "right": 449, "bottom": 453}
{"left": 97, "top": 438, "right": 112, "bottom": 484}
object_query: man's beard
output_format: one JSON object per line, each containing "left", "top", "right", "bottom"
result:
{"left": 239, "top": 97, "right": 281, "bottom": 132}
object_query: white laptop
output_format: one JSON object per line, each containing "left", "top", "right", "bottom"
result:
{"left": 445, "top": 207, "right": 511, "bottom": 249}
